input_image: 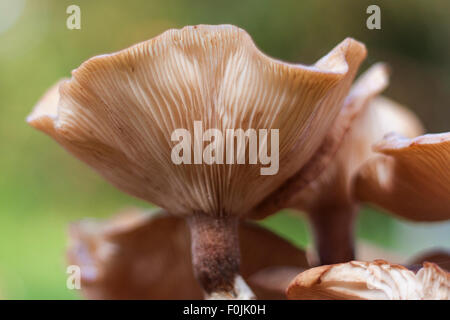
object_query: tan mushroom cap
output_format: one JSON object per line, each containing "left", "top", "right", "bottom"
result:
{"left": 251, "top": 64, "right": 423, "bottom": 219}
{"left": 287, "top": 64, "right": 391, "bottom": 211}
{"left": 252, "top": 65, "right": 423, "bottom": 264}
{"left": 355, "top": 132, "right": 450, "bottom": 221}
{"left": 67, "top": 208, "right": 308, "bottom": 299}
{"left": 287, "top": 260, "right": 450, "bottom": 300}
{"left": 28, "top": 25, "right": 366, "bottom": 218}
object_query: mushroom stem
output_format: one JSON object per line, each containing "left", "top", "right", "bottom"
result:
{"left": 187, "top": 213, "right": 255, "bottom": 300}
{"left": 308, "top": 206, "right": 356, "bottom": 265}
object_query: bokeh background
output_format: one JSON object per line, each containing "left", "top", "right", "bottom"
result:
{"left": 0, "top": 0, "right": 449, "bottom": 299}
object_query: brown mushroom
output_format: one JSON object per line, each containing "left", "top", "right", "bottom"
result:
{"left": 247, "top": 240, "right": 405, "bottom": 300}
{"left": 355, "top": 132, "right": 450, "bottom": 221}
{"left": 252, "top": 64, "right": 424, "bottom": 264}
{"left": 67, "top": 207, "right": 308, "bottom": 299}
{"left": 28, "top": 25, "right": 366, "bottom": 298}
{"left": 287, "top": 260, "right": 449, "bottom": 300}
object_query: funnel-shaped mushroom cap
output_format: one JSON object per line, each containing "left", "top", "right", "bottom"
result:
{"left": 28, "top": 25, "right": 366, "bottom": 217}
{"left": 287, "top": 260, "right": 450, "bottom": 300}
{"left": 67, "top": 208, "right": 308, "bottom": 299}
{"left": 355, "top": 132, "right": 450, "bottom": 221}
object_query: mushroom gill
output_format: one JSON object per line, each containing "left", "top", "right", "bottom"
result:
{"left": 251, "top": 63, "right": 425, "bottom": 265}
{"left": 28, "top": 25, "right": 366, "bottom": 298}
{"left": 287, "top": 260, "right": 449, "bottom": 300}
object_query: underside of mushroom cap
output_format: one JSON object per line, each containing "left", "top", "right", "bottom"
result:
{"left": 287, "top": 260, "right": 449, "bottom": 300}
{"left": 271, "top": 65, "right": 396, "bottom": 264}
{"left": 287, "top": 73, "right": 425, "bottom": 215}
{"left": 246, "top": 65, "right": 425, "bottom": 265}
{"left": 67, "top": 208, "right": 308, "bottom": 299}
{"left": 287, "top": 64, "right": 393, "bottom": 212}
{"left": 355, "top": 132, "right": 450, "bottom": 221}
{"left": 28, "top": 24, "right": 366, "bottom": 218}
{"left": 250, "top": 64, "right": 404, "bottom": 219}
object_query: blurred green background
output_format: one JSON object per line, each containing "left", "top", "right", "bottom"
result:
{"left": 0, "top": 0, "right": 449, "bottom": 299}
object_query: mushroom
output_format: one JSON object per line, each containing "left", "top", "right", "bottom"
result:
{"left": 287, "top": 260, "right": 450, "bottom": 300}
{"left": 27, "top": 25, "right": 367, "bottom": 298}
{"left": 355, "top": 132, "right": 450, "bottom": 221}
{"left": 247, "top": 244, "right": 450, "bottom": 299}
{"left": 251, "top": 63, "right": 425, "bottom": 264}
{"left": 249, "top": 240, "right": 407, "bottom": 299}
{"left": 67, "top": 207, "right": 308, "bottom": 299}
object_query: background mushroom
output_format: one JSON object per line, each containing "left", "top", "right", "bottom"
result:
{"left": 27, "top": 25, "right": 367, "bottom": 298}
{"left": 250, "top": 63, "right": 425, "bottom": 265}
{"left": 67, "top": 207, "right": 308, "bottom": 299}
{"left": 287, "top": 260, "right": 449, "bottom": 300}
{"left": 355, "top": 132, "right": 450, "bottom": 221}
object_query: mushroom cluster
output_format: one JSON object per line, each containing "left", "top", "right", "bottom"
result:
{"left": 28, "top": 24, "right": 450, "bottom": 300}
